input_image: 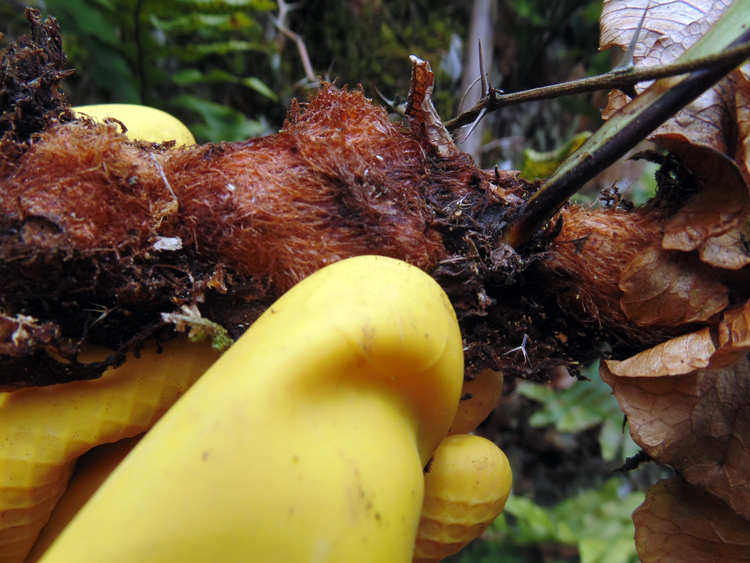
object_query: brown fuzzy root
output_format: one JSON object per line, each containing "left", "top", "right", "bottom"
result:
{"left": 1, "top": 88, "right": 475, "bottom": 292}
{"left": 542, "top": 205, "right": 662, "bottom": 343}
{"left": 539, "top": 203, "right": 748, "bottom": 352}
{"left": 4, "top": 12, "right": 707, "bottom": 389}
{"left": 167, "top": 87, "right": 453, "bottom": 291}
{"left": 1, "top": 84, "right": 541, "bottom": 387}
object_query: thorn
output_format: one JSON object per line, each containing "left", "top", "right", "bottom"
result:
{"left": 614, "top": 2, "right": 650, "bottom": 73}
{"left": 478, "top": 39, "right": 489, "bottom": 95}
{"left": 461, "top": 106, "right": 488, "bottom": 143}
{"left": 458, "top": 75, "right": 482, "bottom": 114}
{"left": 84, "top": 304, "right": 119, "bottom": 326}
{"left": 149, "top": 153, "right": 177, "bottom": 201}
{"left": 374, "top": 86, "right": 405, "bottom": 116}
{"left": 373, "top": 86, "right": 393, "bottom": 106}
{"left": 504, "top": 333, "right": 531, "bottom": 366}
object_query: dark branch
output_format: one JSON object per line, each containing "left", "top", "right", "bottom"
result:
{"left": 445, "top": 41, "right": 750, "bottom": 133}
{"left": 499, "top": 33, "right": 750, "bottom": 249}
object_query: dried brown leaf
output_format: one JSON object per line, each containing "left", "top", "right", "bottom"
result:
{"left": 601, "top": 357, "right": 750, "bottom": 518}
{"left": 601, "top": 89, "right": 629, "bottom": 122}
{"left": 600, "top": 0, "right": 727, "bottom": 61}
{"left": 601, "top": 1, "right": 750, "bottom": 253}
{"left": 735, "top": 65, "right": 750, "bottom": 184}
{"left": 645, "top": 70, "right": 740, "bottom": 164}
{"left": 605, "top": 327, "right": 715, "bottom": 377}
{"left": 659, "top": 141, "right": 750, "bottom": 252}
{"left": 404, "top": 56, "right": 458, "bottom": 158}
{"left": 619, "top": 245, "right": 729, "bottom": 326}
{"left": 719, "top": 300, "right": 750, "bottom": 347}
{"left": 634, "top": 477, "right": 750, "bottom": 563}
{"left": 698, "top": 223, "right": 750, "bottom": 270}
{"left": 600, "top": 0, "right": 731, "bottom": 140}
{"left": 711, "top": 299, "right": 750, "bottom": 368}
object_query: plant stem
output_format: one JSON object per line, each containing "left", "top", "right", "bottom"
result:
{"left": 445, "top": 41, "right": 750, "bottom": 133}
{"left": 134, "top": 0, "right": 146, "bottom": 104}
{"left": 499, "top": 32, "right": 750, "bottom": 249}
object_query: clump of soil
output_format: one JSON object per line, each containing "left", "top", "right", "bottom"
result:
{"left": 0, "top": 8, "right": 74, "bottom": 165}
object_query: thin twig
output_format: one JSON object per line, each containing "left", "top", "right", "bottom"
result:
{"left": 445, "top": 41, "right": 750, "bottom": 132}
{"left": 458, "top": 75, "right": 482, "bottom": 114}
{"left": 271, "top": 15, "right": 318, "bottom": 86}
{"left": 273, "top": 0, "right": 300, "bottom": 51}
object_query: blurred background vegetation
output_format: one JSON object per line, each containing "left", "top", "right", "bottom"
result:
{"left": 1, "top": 0, "right": 665, "bottom": 560}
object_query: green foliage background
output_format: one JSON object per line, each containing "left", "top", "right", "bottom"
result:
{"left": 1, "top": 0, "right": 607, "bottom": 151}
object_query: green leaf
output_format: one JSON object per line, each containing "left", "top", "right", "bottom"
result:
{"left": 171, "top": 69, "right": 205, "bottom": 85}
{"left": 580, "top": 537, "right": 636, "bottom": 563}
{"left": 89, "top": 48, "right": 141, "bottom": 103}
{"left": 151, "top": 12, "right": 257, "bottom": 34}
{"left": 171, "top": 69, "right": 277, "bottom": 101}
{"left": 240, "top": 77, "right": 277, "bottom": 101}
{"left": 174, "top": 0, "right": 273, "bottom": 7}
{"left": 44, "top": 0, "right": 121, "bottom": 47}
{"left": 501, "top": 496, "right": 559, "bottom": 542}
{"left": 494, "top": 479, "right": 643, "bottom": 563}
{"left": 171, "top": 94, "right": 269, "bottom": 142}
{"left": 600, "top": 416, "right": 640, "bottom": 462}
{"left": 179, "top": 40, "right": 268, "bottom": 61}
{"left": 516, "top": 363, "right": 637, "bottom": 462}
{"left": 519, "top": 132, "right": 591, "bottom": 180}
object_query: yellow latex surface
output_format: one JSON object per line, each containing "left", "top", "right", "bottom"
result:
{"left": 39, "top": 255, "right": 465, "bottom": 563}
{"left": 73, "top": 104, "right": 195, "bottom": 146}
{"left": 23, "top": 436, "right": 142, "bottom": 563}
{"left": 414, "top": 434, "right": 513, "bottom": 563}
{"left": 0, "top": 338, "right": 219, "bottom": 563}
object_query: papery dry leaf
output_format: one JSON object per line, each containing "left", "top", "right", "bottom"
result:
{"left": 601, "top": 0, "right": 731, "bottom": 141}
{"left": 619, "top": 245, "right": 728, "bottom": 326}
{"left": 718, "top": 299, "right": 750, "bottom": 348}
{"left": 605, "top": 326, "right": 715, "bottom": 376}
{"left": 660, "top": 141, "right": 750, "bottom": 251}
{"left": 404, "top": 56, "right": 458, "bottom": 158}
{"left": 601, "top": 357, "right": 750, "bottom": 518}
{"left": 698, "top": 223, "right": 750, "bottom": 270}
{"left": 601, "top": 1, "right": 750, "bottom": 253}
{"left": 600, "top": 0, "right": 728, "bottom": 69}
{"left": 736, "top": 67, "right": 750, "bottom": 183}
{"left": 634, "top": 477, "right": 750, "bottom": 563}
{"left": 711, "top": 299, "right": 750, "bottom": 367}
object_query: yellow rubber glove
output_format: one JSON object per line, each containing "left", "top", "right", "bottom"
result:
{"left": 0, "top": 338, "right": 221, "bottom": 563}
{"left": 72, "top": 104, "right": 195, "bottom": 146}
{"left": 36, "top": 255, "right": 463, "bottom": 562}
{"left": 5, "top": 256, "right": 511, "bottom": 563}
